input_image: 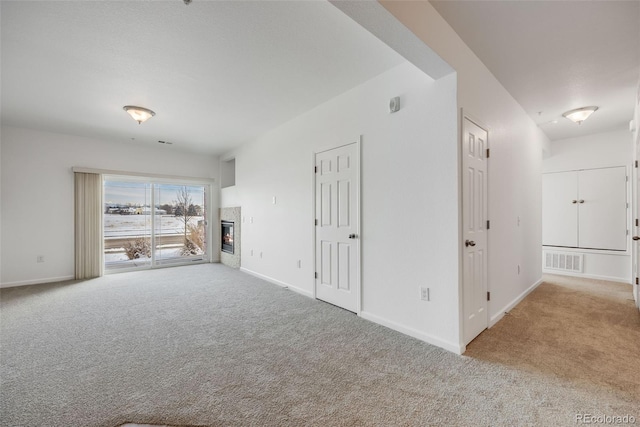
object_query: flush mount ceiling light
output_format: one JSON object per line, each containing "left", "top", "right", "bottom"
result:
{"left": 562, "top": 106, "right": 598, "bottom": 125}
{"left": 123, "top": 106, "right": 155, "bottom": 124}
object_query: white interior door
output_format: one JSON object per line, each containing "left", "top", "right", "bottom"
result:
{"left": 462, "top": 117, "right": 489, "bottom": 344}
{"left": 314, "top": 141, "right": 360, "bottom": 313}
{"left": 578, "top": 167, "right": 627, "bottom": 251}
{"left": 542, "top": 171, "right": 578, "bottom": 247}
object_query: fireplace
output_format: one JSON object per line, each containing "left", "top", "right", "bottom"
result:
{"left": 221, "top": 221, "right": 234, "bottom": 254}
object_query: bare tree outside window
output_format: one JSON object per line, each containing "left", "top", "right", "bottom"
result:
{"left": 174, "top": 186, "right": 196, "bottom": 254}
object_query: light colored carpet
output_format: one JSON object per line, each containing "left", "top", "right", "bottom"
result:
{"left": 466, "top": 274, "right": 640, "bottom": 401}
{"left": 1, "top": 265, "right": 638, "bottom": 426}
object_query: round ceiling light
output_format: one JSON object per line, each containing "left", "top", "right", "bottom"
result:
{"left": 123, "top": 106, "right": 156, "bottom": 124}
{"left": 562, "top": 106, "right": 598, "bottom": 125}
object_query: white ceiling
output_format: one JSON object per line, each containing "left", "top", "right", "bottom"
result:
{"left": 1, "top": 0, "right": 404, "bottom": 155}
{"left": 430, "top": 0, "right": 640, "bottom": 141}
{"left": 4, "top": 1, "right": 638, "bottom": 153}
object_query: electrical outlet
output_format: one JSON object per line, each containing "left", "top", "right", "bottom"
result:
{"left": 250, "top": 249, "right": 254, "bottom": 256}
{"left": 37, "top": 255, "right": 45, "bottom": 263}
{"left": 297, "top": 260, "right": 301, "bottom": 268}
{"left": 260, "top": 252, "right": 263, "bottom": 259}
{"left": 518, "top": 265, "right": 521, "bottom": 275}
{"left": 420, "top": 286, "right": 430, "bottom": 301}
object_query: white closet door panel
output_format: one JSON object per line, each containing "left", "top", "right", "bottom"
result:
{"left": 578, "top": 167, "right": 627, "bottom": 251}
{"left": 542, "top": 171, "right": 578, "bottom": 247}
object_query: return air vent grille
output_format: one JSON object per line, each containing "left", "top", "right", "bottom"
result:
{"left": 544, "top": 251, "right": 583, "bottom": 273}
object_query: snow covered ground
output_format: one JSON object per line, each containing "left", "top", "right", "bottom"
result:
{"left": 104, "top": 214, "right": 203, "bottom": 237}
{"left": 104, "top": 214, "right": 206, "bottom": 265}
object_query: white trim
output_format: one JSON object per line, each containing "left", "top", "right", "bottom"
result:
{"left": 1, "top": 275, "right": 75, "bottom": 289}
{"left": 72, "top": 167, "right": 215, "bottom": 184}
{"left": 489, "top": 278, "right": 543, "bottom": 327}
{"left": 311, "top": 149, "right": 317, "bottom": 301}
{"left": 541, "top": 269, "right": 631, "bottom": 284}
{"left": 360, "top": 311, "right": 463, "bottom": 355}
{"left": 356, "top": 136, "right": 362, "bottom": 314}
{"left": 240, "top": 267, "right": 313, "bottom": 298}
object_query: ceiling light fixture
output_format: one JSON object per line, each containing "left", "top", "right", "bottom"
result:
{"left": 123, "top": 105, "right": 155, "bottom": 124}
{"left": 562, "top": 106, "right": 598, "bottom": 125}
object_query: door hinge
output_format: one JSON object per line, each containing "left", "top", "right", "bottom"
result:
{"left": 486, "top": 220, "right": 490, "bottom": 230}
{"left": 314, "top": 272, "right": 318, "bottom": 279}
{"left": 627, "top": 229, "right": 629, "bottom": 236}
{"left": 486, "top": 148, "right": 490, "bottom": 159}
{"left": 487, "top": 291, "right": 491, "bottom": 301}
{"left": 636, "top": 160, "right": 638, "bottom": 168}
{"left": 636, "top": 277, "right": 639, "bottom": 285}
{"left": 314, "top": 166, "right": 318, "bottom": 173}
{"left": 315, "top": 219, "right": 318, "bottom": 226}
{"left": 636, "top": 218, "right": 638, "bottom": 227}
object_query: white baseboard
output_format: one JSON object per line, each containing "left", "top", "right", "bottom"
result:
{"left": 542, "top": 269, "right": 631, "bottom": 284}
{"left": 359, "top": 311, "right": 463, "bottom": 355}
{"left": 489, "top": 278, "right": 543, "bottom": 327}
{"left": 240, "top": 267, "right": 313, "bottom": 298}
{"left": 0, "top": 275, "right": 75, "bottom": 289}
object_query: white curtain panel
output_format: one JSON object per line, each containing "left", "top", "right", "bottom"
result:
{"left": 74, "top": 172, "right": 103, "bottom": 279}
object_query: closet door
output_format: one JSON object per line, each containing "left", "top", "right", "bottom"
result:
{"left": 578, "top": 167, "right": 627, "bottom": 251}
{"left": 543, "top": 171, "right": 578, "bottom": 247}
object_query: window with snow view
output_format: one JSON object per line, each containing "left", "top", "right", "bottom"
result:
{"left": 104, "top": 178, "right": 208, "bottom": 271}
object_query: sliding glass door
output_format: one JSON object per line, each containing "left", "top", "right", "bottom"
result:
{"left": 154, "top": 184, "right": 207, "bottom": 265}
{"left": 103, "top": 177, "right": 208, "bottom": 272}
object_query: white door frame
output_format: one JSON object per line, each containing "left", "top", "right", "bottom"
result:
{"left": 460, "top": 110, "right": 490, "bottom": 345}
{"left": 312, "top": 137, "right": 362, "bottom": 315}
{"left": 632, "top": 125, "right": 640, "bottom": 309}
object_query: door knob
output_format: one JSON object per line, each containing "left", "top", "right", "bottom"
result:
{"left": 633, "top": 236, "right": 640, "bottom": 241}
{"left": 348, "top": 234, "right": 357, "bottom": 239}
{"left": 578, "top": 199, "right": 585, "bottom": 204}
{"left": 572, "top": 200, "right": 577, "bottom": 204}
{"left": 465, "top": 240, "right": 476, "bottom": 247}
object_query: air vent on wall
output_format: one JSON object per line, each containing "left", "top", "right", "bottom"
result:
{"left": 543, "top": 251, "right": 583, "bottom": 273}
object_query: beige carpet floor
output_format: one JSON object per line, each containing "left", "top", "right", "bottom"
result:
{"left": 466, "top": 274, "right": 640, "bottom": 404}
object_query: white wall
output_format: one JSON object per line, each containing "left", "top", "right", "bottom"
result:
{"left": 543, "top": 127, "right": 633, "bottom": 282}
{"left": 0, "top": 126, "right": 219, "bottom": 287}
{"left": 380, "top": 1, "right": 549, "bottom": 332}
{"left": 220, "top": 158, "right": 236, "bottom": 188}
{"left": 224, "top": 61, "right": 460, "bottom": 352}
{"left": 543, "top": 128, "right": 632, "bottom": 173}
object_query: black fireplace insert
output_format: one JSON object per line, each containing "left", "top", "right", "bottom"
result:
{"left": 221, "top": 221, "right": 234, "bottom": 254}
